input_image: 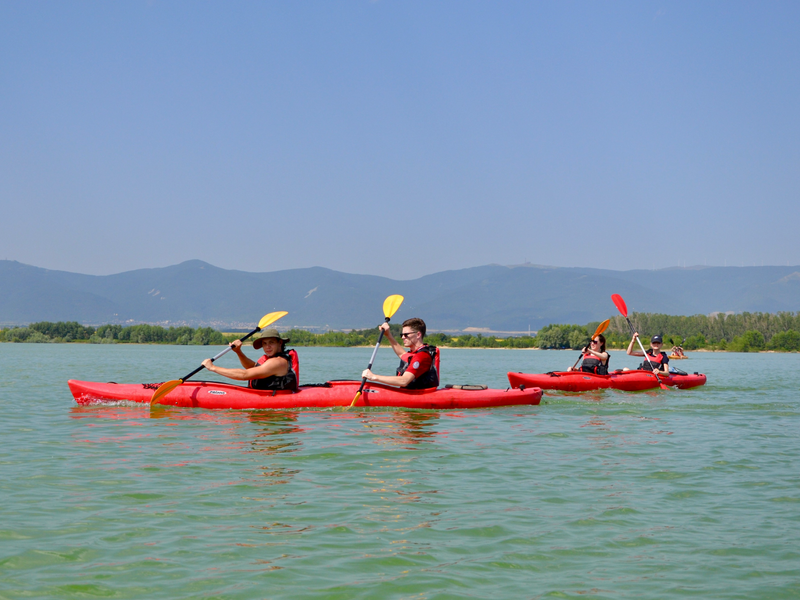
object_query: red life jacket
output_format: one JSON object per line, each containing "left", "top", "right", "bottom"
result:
{"left": 397, "top": 345, "right": 440, "bottom": 390}
{"left": 250, "top": 348, "right": 299, "bottom": 391}
{"left": 581, "top": 351, "right": 609, "bottom": 375}
{"left": 639, "top": 350, "right": 668, "bottom": 371}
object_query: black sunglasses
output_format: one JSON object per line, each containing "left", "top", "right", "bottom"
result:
{"left": 400, "top": 331, "right": 418, "bottom": 338}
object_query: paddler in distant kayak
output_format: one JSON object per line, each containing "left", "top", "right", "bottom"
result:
{"left": 626, "top": 333, "right": 669, "bottom": 374}
{"left": 568, "top": 334, "right": 609, "bottom": 374}
{"left": 362, "top": 318, "right": 439, "bottom": 389}
{"left": 201, "top": 328, "right": 299, "bottom": 390}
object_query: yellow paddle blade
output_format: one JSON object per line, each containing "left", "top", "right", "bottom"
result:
{"left": 382, "top": 295, "right": 404, "bottom": 319}
{"left": 258, "top": 311, "right": 288, "bottom": 329}
{"left": 349, "top": 391, "right": 362, "bottom": 408}
{"left": 149, "top": 379, "right": 183, "bottom": 405}
{"left": 593, "top": 319, "right": 611, "bottom": 338}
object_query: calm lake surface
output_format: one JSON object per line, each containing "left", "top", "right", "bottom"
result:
{"left": 2, "top": 344, "right": 799, "bottom": 599}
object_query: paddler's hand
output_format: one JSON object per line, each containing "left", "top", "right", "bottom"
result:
{"left": 632, "top": 332, "right": 639, "bottom": 341}
{"left": 362, "top": 368, "right": 374, "bottom": 381}
{"left": 202, "top": 358, "right": 215, "bottom": 371}
{"left": 379, "top": 322, "right": 390, "bottom": 334}
{"left": 229, "top": 339, "right": 243, "bottom": 352}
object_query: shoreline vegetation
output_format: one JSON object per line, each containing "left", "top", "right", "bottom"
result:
{"left": 1, "top": 312, "right": 799, "bottom": 352}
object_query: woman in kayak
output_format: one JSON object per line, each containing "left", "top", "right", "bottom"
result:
{"left": 626, "top": 333, "right": 669, "bottom": 374}
{"left": 201, "top": 328, "right": 298, "bottom": 390}
{"left": 362, "top": 318, "right": 439, "bottom": 389}
{"left": 568, "top": 334, "right": 609, "bottom": 374}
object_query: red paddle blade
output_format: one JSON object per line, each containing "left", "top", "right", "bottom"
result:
{"left": 611, "top": 294, "right": 628, "bottom": 318}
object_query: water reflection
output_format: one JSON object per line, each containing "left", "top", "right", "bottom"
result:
{"left": 247, "top": 412, "right": 304, "bottom": 486}
{"left": 248, "top": 411, "right": 305, "bottom": 454}
{"left": 69, "top": 406, "right": 443, "bottom": 450}
{"left": 360, "top": 411, "right": 440, "bottom": 449}
{"left": 68, "top": 406, "right": 444, "bottom": 493}
{"left": 69, "top": 403, "right": 250, "bottom": 425}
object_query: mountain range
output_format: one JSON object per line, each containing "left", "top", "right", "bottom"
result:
{"left": 1, "top": 260, "right": 799, "bottom": 333}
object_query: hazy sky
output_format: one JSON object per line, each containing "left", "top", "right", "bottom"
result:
{"left": 2, "top": 1, "right": 798, "bottom": 279}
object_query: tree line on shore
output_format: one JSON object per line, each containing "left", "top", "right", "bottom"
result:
{"left": 540, "top": 311, "right": 800, "bottom": 352}
{"left": 1, "top": 311, "right": 799, "bottom": 352}
{"left": 284, "top": 326, "right": 540, "bottom": 349}
{"left": 0, "top": 321, "right": 228, "bottom": 345}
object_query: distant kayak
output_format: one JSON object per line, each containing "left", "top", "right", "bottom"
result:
{"left": 68, "top": 379, "right": 543, "bottom": 410}
{"left": 669, "top": 354, "right": 689, "bottom": 359}
{"left": 507, "top": 370, "right": 707, "bottom": 392}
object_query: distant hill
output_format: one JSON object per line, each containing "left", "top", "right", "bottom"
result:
{"left": 1, "top": 260, "right": 799, "bottom": 332}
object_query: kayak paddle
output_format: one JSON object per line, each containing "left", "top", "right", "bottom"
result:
{"left": 610, "top": 294, "right": 668, "bottom": 390}
{"left": 149, "top": 311, "right": 289, "bottom": 405}
{"left": 349, "top": 294, "right": 404, "bottom": 408}
{"left": 570, "top": 319, "right": 610, "bottom": 370}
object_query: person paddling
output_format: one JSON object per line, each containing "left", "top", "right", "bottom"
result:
{"left": 626, "top": 333, "right": 669, "bottom": 374}
{"left": 201, "top": 328, "right": 298, "bottom": 390}
{"left": 361, "top": 318, "right": 439, "bottom": 389}
{"left": 568, "top": 334, "right": 609, "bottom": 374}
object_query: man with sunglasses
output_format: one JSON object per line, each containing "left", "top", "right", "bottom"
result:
{"left": 362, "top": 318, "right": 439, "bottom": 389}
{"left": 626, "top": 333, "right": 670, "bottom": 374}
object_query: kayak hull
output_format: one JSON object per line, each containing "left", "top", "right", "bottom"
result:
{"left": 68, "top": 379, "right": 542, "bottom": 410}
{"left": 507, "top": 370, "right": 707, "bottom": 392}
{"left": 507, "top": 371, "right": 613, "bottom": 392}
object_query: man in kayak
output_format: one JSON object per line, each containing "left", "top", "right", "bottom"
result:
{"left": 568, "top": 334, "right": 609, "bottom": 374}
{"left": 201, "top": 328, "right": 298, "bottom": 390}
{"left": 361, "top": 318, "right": 439, "bottom": 389}
{"left": 626, "top": 333, "right": 669, "bottom": 374}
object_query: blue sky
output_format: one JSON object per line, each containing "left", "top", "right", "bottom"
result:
{"left": 1, "top": 1, "right": 798, "bottom": 279}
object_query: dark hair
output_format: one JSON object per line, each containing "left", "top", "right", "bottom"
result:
{"left": 402, "top": 318, "right": 427, "bottom": 338}
{"left": 594, "top": 334, "right": 606, "bottom": 353}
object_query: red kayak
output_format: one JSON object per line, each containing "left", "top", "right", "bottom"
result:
{"left": 68, "top": 379, "right": 542, "bottom": 410}
{"left": 507, "top": 370, "right": 707, "bottom": 392}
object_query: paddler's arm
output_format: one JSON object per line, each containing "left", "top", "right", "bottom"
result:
{"left": 380, "top": 322, "right": 405, "bottom": 358}
{"left": 361, "top": 369, "right": 415, "bottom": 388}
{"left": 201, "top": 356, "right": 287, "bottom": 382}
{"left": 627, "top": 332, "right": 644, "bottom": 356}
{"left": 229, "top": 339, "right": 257, "bottom": 369}
{"left": 585, "top": 348, "right": 609, "bottom": 361}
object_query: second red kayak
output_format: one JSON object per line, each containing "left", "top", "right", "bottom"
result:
{"left": 507, "top": 370, "right": 707, "bottom": 392}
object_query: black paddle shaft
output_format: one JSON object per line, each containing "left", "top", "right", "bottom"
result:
{"left": 179, "top": 325, "right": 262, "bottom": 382}
{"left": 356, "top": 317, "right": 391, "bottom": 395}
{"left": 571, "top": 346, "right": 588, "bottom": 370}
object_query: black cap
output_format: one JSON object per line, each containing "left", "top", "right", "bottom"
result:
{"left": 651, "top": 334, "right": 663, "bottom": 344}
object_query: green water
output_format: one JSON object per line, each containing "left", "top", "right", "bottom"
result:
{"left": 2, "top": 344, "right": 799, "bottom": 599}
